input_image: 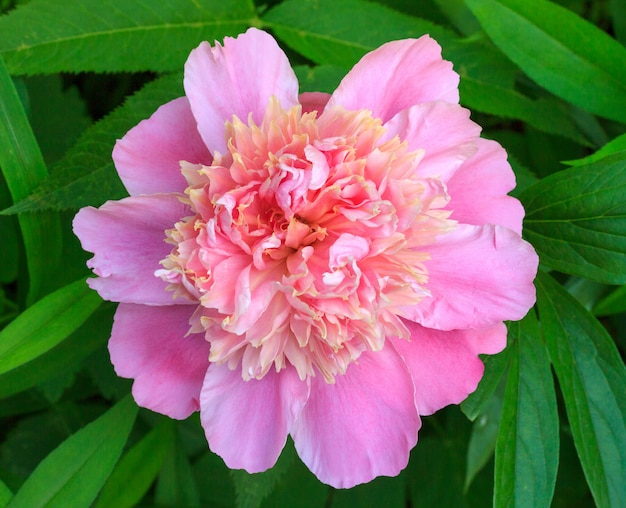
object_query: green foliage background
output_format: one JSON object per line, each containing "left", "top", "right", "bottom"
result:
{"left": 0, "top": 0, "right": 625, "bottom": 506}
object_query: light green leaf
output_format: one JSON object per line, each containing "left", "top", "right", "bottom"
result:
{"left": 536, "top": 272, "right": 626, "bottom": 508}
{"left": 494, "top": 311, "right": 559, "bottom": 508}
{"left": 2, "top": 73, "right": 183, "bottom": 213}
{"left": 465, "top": 0, "right": 626, "bottom": 123}
{"left": 593, "top": 285, "right": 626, "bottom": 317}
{"left": 96, "top": 419, "right": 175, "bottom": 508}
{"left": 519, "top": 151, "right": 626, "bottom": 284}
{"left": 0, "top": 54, "right": 62, "bottom": 303}
{"left": 0, "top": 0, "right": 256, "bottom": 74}
{"left": 0, "top": 480, "right": 12, "bottom": 508}
{"left": 564, "top": 133, "right": 626, "bottom": 167}
{"left": 0, "top": 279, "right": 101, "bottom": 376}
{"left": 7, "top": 396, "right": 138, "bottom": 508}
{"left": 263, "top": 0, "right": 457, "bottom": 68}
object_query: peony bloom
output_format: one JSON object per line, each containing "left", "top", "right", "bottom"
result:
{"left": 73, "top": 28, "right": 538, "bottom": 488}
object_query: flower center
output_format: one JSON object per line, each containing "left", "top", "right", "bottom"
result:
{"left": 157, "top": 97, "right": 455, "bottom": 382}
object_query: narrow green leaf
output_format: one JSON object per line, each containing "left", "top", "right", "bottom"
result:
{"left": 564, "top": 133, "right": 626, "bottom": 167}
{"left": 593, "top": 285, "right": 626, "bottom": 317}
{"left": 96, "top": 419, "right": 175, "bottom": 508}
{"left": 7, "top": 396, "right": 138, "bottom": 508}
{"left": 0, "top": 480, "right": 12, "bottom": 508}
{"left": 0, "top": 0, "right": 257, "bottom": 74}
{"left": 263, "top": 0, "right": 457, "bottom": 68}
{"left": 536, "top": 272, "right": 626, "bottom": 508}
{"left": 155, "top": 443, "right": 201, "bottom": 508}
{"left": 2, "top": 73, "right": 183, "bottom": 213}
{"left": 0, "top": 279, "right": 101, "bottom": 375}
{"left": 519, "top": 152, "right": 626, "bottom": 284}
{"left": 494, "top": 311, "right": 559, "bottom": 508}
{"left": 0, "top": 54, "right": 62, "bottom": 303}
{"left": 465, "top": 0, "right": 626, "bottom": 123}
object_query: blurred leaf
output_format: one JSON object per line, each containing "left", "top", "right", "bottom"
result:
{"left": 494, "top": 311, "right": 559, "bottom": 508}
{"left": 460, "top": 78, "right": 590, "bottom": 146}
{"left": 231, "top": 441, "right": 297, "bottom": 508}
{"left": 0, "top": 303, "right": 114, "bottom": 399}
{"left": 593, "top": 285, "right": 626, "bottom": 317}
{"left": 193, "top": 450, "right": 235, "bottom": 508}
{"left": 0, "top": 55, "right": 61, "bottom": 303}
{"left": 466, "top": 0, "right": 626, "bottom": 123}
{"left": 294, "top": 64, "right": 346, "bottom": 94}
{"left": 2, "top": 73, "right": 183, "bottom": 213}
{"left": 264, "top": 0, "right": 457, "bottom": 68}
{"left": 564, "top": 133, "right": 626, "bottom": 167}
{"left": 609, "top": 0, "right": 626, "bottom": 45}
{"left": 433, "top": 0, "right": 480, "bottom": 35}
{"left": 0, "top": 0, "right": 256, "bottom": 74}
{"left": 536, "top": 272, "right": 626, "bottom": 508}
{"left": 461, "top": 345, "right": 511, "bottom": 421}
{"left": 260, "top": 456, "right": 327, "bottom": 508}
{"left": 0, "top": 480, "right": 11, "bottom": 507}
{"left": 95, "top": 419, "right": 175, "bottom": 508}
{"left": 0, "top": 279, "right": 101, "bottom": 375}
{"left": 520, "top": 152, "right": 626, "bottom": 284}
{"left": 155, "top": 440, "right": 201, "bottom": 508}
{"left": 332, "top": 473, "right": 405, "bottom": 508}
{"left": 0, "top": 177, "right": 18, "bottom": 284}
{"left": 465, "top": 388, "right": 502, "bottom": 491}
{"left": 7, "top": 396, "right": 138, "bottom": 508}
{"left": 508, "top": 155, "right": 539, "bottom": 198}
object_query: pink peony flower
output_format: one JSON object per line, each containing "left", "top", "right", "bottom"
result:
{"left": 73, "top": 28, "right": 538, "bottom": 488}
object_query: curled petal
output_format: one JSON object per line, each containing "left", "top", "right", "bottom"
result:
{"left": 328, "top": 35, "right": 459, "bottom": 123}
{"left": 113, "top": 97, "right": 212, "bottom": 196}
{"left": 391, "top": 322, "right": 506, "bottom": 415}
{"left": 110, "top": 303, "right": 209, "bottom": 419}
{"left": 291, "top": 346, "right": 420, "bottom": 488}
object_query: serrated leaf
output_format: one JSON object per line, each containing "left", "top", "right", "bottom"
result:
{"left": 494, "top": 311, "right": 559, "bottom": 508}
{"left": 519, "top": 152, "right": 626, "bottom": 284}
{"left": 0, "top": 0, "right": 257, "bottom": 74}
{"left": 2, "top": 73, "right": 183, "bottom": 213}
{"left": 0, "top": 278, "right": 101, "bottom": 376}
{"left": 95, "top": 419, "right": 175, "bottom": 508}
{"left": 465, "top": 0, "right": 626, "bottom": 123}
{"left": 7, "top": 396, "right": 138, "bottom": 508}
{"left": 536, "top": 272, "right": 626, "bottom": 508}
{"left": 263, "top": 0, "right": 457, "bottom": 68}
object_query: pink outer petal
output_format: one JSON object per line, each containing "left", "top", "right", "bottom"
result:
{"left": 184, "top": 28, "right": 300, "bottom": 154}
{"left": 113, "top": 97, "right": 212, "bottom": 196}
{"left": 446, "top": 138, "right": 524, "bottom": 235}
{"left": 391, "top": 321, "right": 506, "bottom": 415}
{"left": 200, "top": 365, "right": 309, "bottom": 473}
{"left": 110, "top": 303, "right": 209, "bottom": 419}
{"left": 73, "top": 194, "right": 191, "bottom": 305}
{"left": 406, "top": 224, "right": 538, "bottom": 331}
{"left": 382, "top": 101, "right": 481, "bottom": 182}
{"left": 299, "top": 92, "right": 331, "bottom": 115}
{"left": 291, "top": 346, "right": 420, "bottom": 488}
{"left": 327, "top": 35, "right": 459, "bottom": 124}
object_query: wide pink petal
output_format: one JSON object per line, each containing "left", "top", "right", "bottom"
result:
{"left": 383, "top": 101, "right": 481, "bottom": 182}
{"left": 406, "top": 224, "right": 538, "bottom": 330}
{"left": 327, "top": 36, "right": 459, "bottom": 124}
{"left": 299, "top": 92, "right": 331, "bottom": 115}
{"left": 110, "top": 303, "right": 209, "bottom": 419}
{"left": 73, "top": 194, "right": 191, "bottom": 305}
{"left": 391, "top": 322, "right": 506, "bottom": 415}
{"left": 112, "top": 97, "right": 212, "bottom": 196}
{"left": 200, "top": 365, "right": 308, "bottom": 473}
{"left": 291, "top": 346, "right": 420, "bottom": 488}
{"left": 446, "top": 138, "right": 525, "bottom": 235}
{"left": 184, "top": 28, "right": 299, "bottom": 154}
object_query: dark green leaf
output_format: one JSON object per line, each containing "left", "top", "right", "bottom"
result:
{"left": 0, "top": 279, "right": 101, "bottom": 375}
{"left": 609, "top": 0, "right": 626, "bottom": 45}
{"left": 7, "top": 396, "right": 138, "bottom": 508}
{"left": 536, "top": 272, "right": 626, "bottom": 508}
{"left": 0, "top": 0, "right": 257, "bottom": 74}
{"left": 465, "top": 0, "right": 626, "bottom": 123}
{"left": 331, "top": 473, "right": 405, "bottom": 508}
{"left": 520, "top": 152, "right": 626, "bottom": 284}
{"left": 293, "top": 65, "right": 346, "bottom": 94}
{"left": 155, "top": 441, "right": 201, "bottom": 508}
{"left": 593, "top": 285, "right": 626, "bottom": 317}
{"left": 564, "top": 133, "right": 626, "bottom": 167}
{"left": 95, "top": 419, "right": 175, "bottom": 508}
{"left": 260, "top": 456, "right": 328, "bottom": 508}
{"left": 494, "top": 311, "right": 559, "bottom": 508}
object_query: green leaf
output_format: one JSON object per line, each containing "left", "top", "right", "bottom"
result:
{"left": 520, "top": 152, "right": 626, "bottom": 284}
{"left": 331, "top": 473, "right": 405, "bottom": 508}
{"left": 2, "top": 73, "right": 183, "bottom": 213}
{"left": 494, "top": 311, "right": 559, "bottom": 508}
{"left": 0, "top": 0, "right": 257, "bottom": 74}
{"left": 536, "top": 272, "right": 626, "bottom": 508}
{"left": 95, "top": 419, "right": 175, "bottom": 508}
{"left": 0, "top": 279, "right": 101, "bottom": 375}
{"left": 263, "top": 0, "right": 457, "bottom": 68}
{"left": 0, "top": 54, "right": 62, "bottom": 303}
{"left": 465, "top": 0, "right": 626, "bottom": 123}
{"left": 155, "top": 442, "right": 201, "bottom": 508}
{"left": 564, "top": 133, "right": 626, "bottom": 167}
{"left": 293, "top": 64, "right": 346, "bottom": 94}
{"left": 609, "top": 0, "right": 626, "bottom": 45}
{"left": 593, "top": 285, "right": 626, "bottom": 317}
{"left": 0, "top": 480, "right": 12, "bottom": 507}
{"left": 7, "top": 396, "right": 138, "bottom": 508}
